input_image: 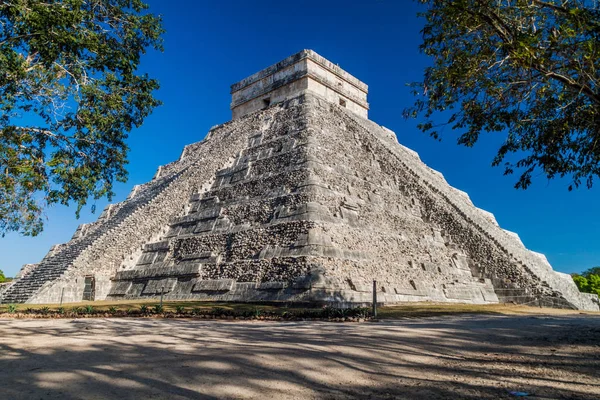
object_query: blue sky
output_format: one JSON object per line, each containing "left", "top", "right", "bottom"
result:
{"left": 1, "top": 0, "right": 598, "bottom": 277}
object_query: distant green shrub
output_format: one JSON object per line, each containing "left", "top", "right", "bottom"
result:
{"left": 212, "top": 307, "right": 225, "bottom": 316}
{"left": 572, "top": 268, "right": 600, "bottom": 296}
{"left": 175, "top": 305, "right": 185, "bottom": 314}
{"left": 153, "top": 304, "right": 164, "bottom": 314}
{"left": 7, "top": 304, "right": 17, "bottom": 314}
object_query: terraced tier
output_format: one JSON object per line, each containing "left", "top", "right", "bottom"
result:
{"left": 1, "top": 171, "right": 183, "bottom": 303}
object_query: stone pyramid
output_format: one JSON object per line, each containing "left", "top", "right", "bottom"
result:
{"left": 2, "top": 50, "right": 598, "bottom": 310}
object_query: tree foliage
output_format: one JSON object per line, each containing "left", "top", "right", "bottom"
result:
{"left": 572, "top": 266, "right": 600, "bottom": 296}
{"left": 582, "top": 266, "right": 600, "bottom": 276}
{"left": 0, "top": 0, "right": 163, "bottom": 236}
{"left": 0, "top": 269, "right": 5, "bottom": 283}
{"left": 407, "top": 0, "right": 600, "bottom": 190}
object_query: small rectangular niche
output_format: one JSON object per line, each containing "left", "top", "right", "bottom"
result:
{"left": 262, "top": 97, "right": 271, "bottom": 108}
{"left": 339, "top": 98, "right": 347, "bottom": 107}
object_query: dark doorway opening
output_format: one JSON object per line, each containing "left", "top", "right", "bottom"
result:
{"left": 83, "top": 276, "right": 95, "bottom": 301}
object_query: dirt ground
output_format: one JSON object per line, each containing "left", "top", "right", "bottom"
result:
{"left": 0, "top": 315, "right": 599, "bottom": 399}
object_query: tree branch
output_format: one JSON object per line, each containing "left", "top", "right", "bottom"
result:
{"left": 470, "top": 3, "right": 600, "bottom": 106}
{"left": 531, "top": 0, "right": 570, "bottom": 14}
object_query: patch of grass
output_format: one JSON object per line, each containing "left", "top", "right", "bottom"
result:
{"left": 7, "top": 304, "right": 17, "bottom": 314}
{"left": 373, "top": 302, "right": 598, "bottom": 319}
{"left": 153, "top": 304, "right": 164, "bottom": 314}
{"left": 2, "top": 298, "right": 595, "bottom": 320}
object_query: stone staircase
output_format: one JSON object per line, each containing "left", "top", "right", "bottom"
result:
{"left": 0, "top": 171, "right": 183, "bottom": 304}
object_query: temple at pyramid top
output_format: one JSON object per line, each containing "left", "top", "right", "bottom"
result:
{"left": 230, "top": 49, "right": 369, "bottom": 119}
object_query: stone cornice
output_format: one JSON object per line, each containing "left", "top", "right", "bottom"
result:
{"left": 230, "top": 49, "right": 368, "bottom": 94}
{"left": 230, "top": 70, "right": 370, "bottom": 110}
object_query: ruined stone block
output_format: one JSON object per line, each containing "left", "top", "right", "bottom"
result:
{"left": 256, "top": 282, "right": 286, "bottom": 291}
{"left": 193, "top": 279, "right": 235, "bottom": 292}
{"left": 142, "top": 278, "right": 177, "bottom": 295}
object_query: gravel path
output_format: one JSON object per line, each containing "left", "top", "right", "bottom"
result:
{"left": 0, "top": 315, "right": 599, "bottom": 399}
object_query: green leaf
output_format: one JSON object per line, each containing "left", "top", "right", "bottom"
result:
{"left": 405, "top": 0, "right": 600, "bottom": 190}
{"left": 0, "top": 0, "right": 164, "bottom": 236}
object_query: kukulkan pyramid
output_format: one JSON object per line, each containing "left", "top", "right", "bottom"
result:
{"left": 1, "top": 50, "right": 598, "bottom": 310}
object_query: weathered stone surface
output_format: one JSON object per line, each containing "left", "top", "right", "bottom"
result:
{"left": 231, "top": 50, "right": 369, "bottom": 119}
{"left": 2, "top": 51, "right": 597, "bottom": 311}
{"left": 193, "top": 279, "right": 235, "bottom": 292}
{"left": 142, "top": 278, "right": 177, "bottom": 295}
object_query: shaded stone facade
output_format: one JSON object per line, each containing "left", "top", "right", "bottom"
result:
{"left": 2, "top": 51, "right": 598, "bottom": 310}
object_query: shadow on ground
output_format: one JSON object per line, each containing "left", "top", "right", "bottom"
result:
{"left": 0, "top": 315, "right": 599, "bottom": 399}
